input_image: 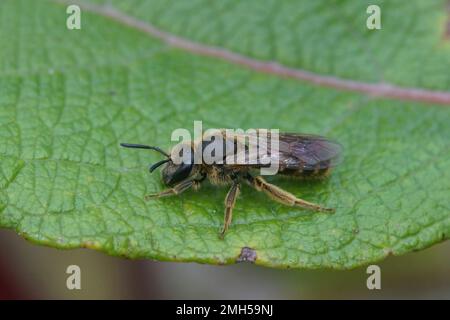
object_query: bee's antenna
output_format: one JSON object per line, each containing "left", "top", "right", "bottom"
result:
{"left": 149, "top": 159, "right": 170, "bottom": 173}
{"left": 120, "top": 143, "right": 170, "bottom": 158}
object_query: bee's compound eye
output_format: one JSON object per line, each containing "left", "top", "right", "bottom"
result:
{"left": 172, "top": 163, "right": 193, "bottom": 184}
{"left": 163, "top": 162, "right": 193, "bottom": 186}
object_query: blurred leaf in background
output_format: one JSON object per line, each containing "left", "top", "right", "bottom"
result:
{"left": 0, "top": 0, "right": 449, "bottom": 269}
{"left": 1, "top": 229, "right": 450, "bottom": 299}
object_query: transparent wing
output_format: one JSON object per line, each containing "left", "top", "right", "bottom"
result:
{"left": 278, "top": 133, "right": 342, "bottom": 170}
{"left": 222, "top": 131, "right": 342, "bottom": 170}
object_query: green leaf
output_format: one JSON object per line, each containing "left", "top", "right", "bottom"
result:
{"left": 0, "top": 0, "right": 449, "bottom": 269}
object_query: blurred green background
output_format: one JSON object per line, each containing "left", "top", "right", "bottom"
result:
{"left": 1, "top": 229, "right": 449, "bottom": 299}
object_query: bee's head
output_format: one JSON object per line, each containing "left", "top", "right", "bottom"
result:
{"left": 120, "top": 142, "right": 194, "bottom": 187}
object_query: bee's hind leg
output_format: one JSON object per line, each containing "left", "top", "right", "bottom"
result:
{"left": 220, "top": 181, "right": 240, "bottom": 238}
{"left": 145, "top": 179, "right": 200, "bottom": 200}
{"left": 245, "top": 174, "right": 334, "bottom": 213}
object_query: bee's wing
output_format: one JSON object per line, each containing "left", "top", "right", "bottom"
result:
{"left": 223, "top": 131, "right": 342, "bottom": 170}
{"left": 222, "top": 130, "right": 270, "bottom": 166}
{"left": 278, "top": 133, "right": 342, "bottom": 170}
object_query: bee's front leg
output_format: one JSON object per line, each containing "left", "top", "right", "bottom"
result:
{"left": 145, "top": 179, "right": 200, "bottom": 200}
{"left": 245, "top": 174, "right": 334, "bottom": 212}
{"left": 220, "top": 181, "right": 240, "bottom": 238}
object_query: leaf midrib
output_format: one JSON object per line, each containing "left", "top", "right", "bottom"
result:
{"left": 52, "top": 0, "right": 450, "bottom": 105}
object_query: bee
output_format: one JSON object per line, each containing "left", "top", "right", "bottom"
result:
{"left": 120, "top": 130, "right": 342, "bottom": 237}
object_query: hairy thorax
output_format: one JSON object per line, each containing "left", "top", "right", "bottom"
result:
{"left": 202, "top": 165, "right": 248, "bottom": 186}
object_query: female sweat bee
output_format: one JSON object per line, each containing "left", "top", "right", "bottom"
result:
{"left": 121, "top": 129, "right": 342, "bottom": 237}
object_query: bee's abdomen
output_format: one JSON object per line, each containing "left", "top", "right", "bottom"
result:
{"left": 278, "top": 163, "right": 331, "bottom": 179}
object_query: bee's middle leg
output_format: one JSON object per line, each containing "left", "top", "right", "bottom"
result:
{"left": 145, "top": 179, "right": 200, "bottom": 200}
{"left": 220, "top": 181, "right": 240, "bottom": 238}
{"left": 245, "top": 174, "right": 334, "bottom": 212}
